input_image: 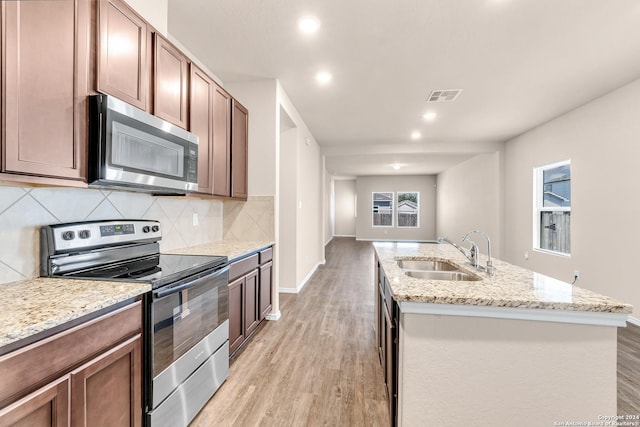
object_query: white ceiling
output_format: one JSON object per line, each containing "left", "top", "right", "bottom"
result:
{"left": 167, "top": 0, "right": 640, "bottom": 177}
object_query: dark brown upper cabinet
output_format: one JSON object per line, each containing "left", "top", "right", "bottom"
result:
{"left": 154, "top": 34, "right": 188, "bottom": 129}
{"left": 97, "top": 0, "right": 150, "bottom": 111}
{"left": 1, "top": 0, "right": 90, "bottom": 181}
{"left": 190, "top": 64, "right": 232, "bottom": 197}
{"left": 190, "top": 64, "right": 215, "bottom": 195}
{"left": 212, "top": 84, "right": 232, "bottom": 197}
{"left": 231, "top": 100, "right": 248, "bottom": 200}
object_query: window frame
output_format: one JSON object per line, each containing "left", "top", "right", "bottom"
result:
{"left": 372, "top": 191, "right": 394, "bottom": 227}
{"left": 396, "top": 191, "right": 420, "bottom": 228}
{"left": 533, "top": 159, "right": 571, "bottom": 257}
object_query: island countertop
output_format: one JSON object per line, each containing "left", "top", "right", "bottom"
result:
{"left": 374, "top": 241, "right": 631, "bottom": 315}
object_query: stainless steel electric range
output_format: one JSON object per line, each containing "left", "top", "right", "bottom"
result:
{"left": 40, "top": 219, "right": 229, "bottom": 427}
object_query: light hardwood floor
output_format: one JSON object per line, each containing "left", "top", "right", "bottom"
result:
{"left": 192, "top": 237, "right": 640, "bottom": 426}
{"left": 618, "top": 322, "right": 640, "bottom": 415}
{"left": 191, "top": 238, "right": 390, "bottom": 426}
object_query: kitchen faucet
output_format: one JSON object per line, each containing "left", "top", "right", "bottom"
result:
{"left": 462, "top": 230, "right": 496, "bottom": 276}
{"left": 437, "top": 236, "right": 479, "bottom": 268}
{"left": 438, "top": 231, "right": 496, "bottom": 276}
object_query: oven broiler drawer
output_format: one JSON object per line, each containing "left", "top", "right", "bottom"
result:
{"left": 148, "top": 321, "right": 229, "bottom": 427}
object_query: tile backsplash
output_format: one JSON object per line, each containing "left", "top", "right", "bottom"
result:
{"left": 0, "top": 185, "right": 223, "bottom": 285}
{"left": 223, "top": 196, "right": 274, "bottom": 242}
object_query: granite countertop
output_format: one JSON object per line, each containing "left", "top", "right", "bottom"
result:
{"left": 170, "top": 240, "right": 274, "bottom": 262}
{"left": 0, "top": 241, "right": 273, "bottom": 354}
{"left": 0, "top": 278, "right": 150, "bottom": 352}
{"left": 374, "top": 242, "right": 632, "bottom": 313}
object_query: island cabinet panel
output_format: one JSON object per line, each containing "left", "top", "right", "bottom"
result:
{"left": 1, "top": 0, "right": 89, "bottom": 180}
{"left": 0, "top": 301, "right": 143, "bottom": 426}
{"left": 97, "top": 0, "right": 150, "bottom": 111}
{"left": 0, "top": 376, "right": 69, "bottom": 427}
{"left": 230, "top": 99, "right": 248, "bottom": 200}
{"left": 189, "top": 64, "right": 215, "bottom": 195}
{"left": 212, "top": 84, "right": 232, "bottom": 197}
{"left": 374, "top": 256, "right": 399, "bottom": 426}
{"left": 153, "top": 33, "right": 189, "bottom": 129}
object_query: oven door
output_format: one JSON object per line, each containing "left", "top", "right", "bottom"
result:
{"left": 150, "top": 265, "right": 229, "bottom": 408}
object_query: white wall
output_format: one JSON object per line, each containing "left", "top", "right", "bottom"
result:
{"left": 276, "top": 82, "right": 324, "bottom": 288}
{"left": 355, "top": 175, "right": 437, "bottom": 241}
{"left": 324, "top": 170, "right": 334, "bottom": 245}
{"left": 334, "top": 179, "right": 356, "bottom": 237}
{"left": 278, "top": 127, "right": 298, "bottom": 290}
{"left": 436, "top": 152, "right": 503, "bottom": 258}
{"left": 503, "top": 77, "right": 640, "bottom": 317}
{"left": 125, "top": 0, "right": 168, "bottom": 35}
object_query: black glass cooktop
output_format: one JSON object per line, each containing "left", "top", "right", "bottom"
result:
{"left": 62, "top": 253, "right": 227, "bottom": 289}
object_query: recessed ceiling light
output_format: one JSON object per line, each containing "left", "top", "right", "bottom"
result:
{"left": 391, "top": 163, "right": 403, "bottom": 170}
{"left": 422, "top": 111, "right": 437, "bottom": 122}
{"left": 410, "top": 131, "right": 422, "bottom": 140}
{"left": 298, "top": 16, "right": 320, "bottom": 34}
{"left": 316, "top": 71, "right": 332, "bottom": 84}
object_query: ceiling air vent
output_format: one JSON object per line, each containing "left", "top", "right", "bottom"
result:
{"left": 426, "top": 89, "right": 462, "bottom": 102}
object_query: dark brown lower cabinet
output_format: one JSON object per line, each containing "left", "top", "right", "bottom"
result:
{"left": 0, "top": 377, "right": 69, "bottom": 427}
{"left": 0, "top": 301, "right": 143, "bottom": 427}
{"left": 259, "top": 261, "right": 273, "bottom": 320}
{"left": 70, "top": 334, "right": 142, "bottom": 426}
{"left": 228, "top": 275, "right": 246, "bottom": 355}
{"left": 228, "top": 246, "right": 274, "bottom": 357}
{"left": 375, "top": 258, "right": 399, "bottom": 426}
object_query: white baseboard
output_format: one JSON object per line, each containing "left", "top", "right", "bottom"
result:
{"left": 325, "top": 236, "right": 333, "bottom": 246}
{"left": 266, "top": 310, "right": 281, "bottom": 321}
{"left": 278, "top": 260, "right": 323, "bottom": 294}
{"left": 334, "top": 234, "right": 356, "bottom": 238}
{"left": 626, "top": 315, "right": 640, "bottom": 327}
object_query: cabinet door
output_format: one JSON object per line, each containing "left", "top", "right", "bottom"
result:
{"left": 97, "top": 0, "right": 149, "bottom": 110}
{"left": 231, "top": 100, "right": 248, "bottom": 199}
{"left": 212, "top": 84, "right": 232, "bottom": 197}
{"left": 190, "top": 64, "right": 214, "bottom": 194}
{"left": 70, "top": 334, "right": 142, "bottom": 427}
{"left": 244, "top": 269, "right": 259, "bottom": 336}
{"left": 1, "top": 0, "right": 89, "bottom": 179}
{"left": 0, "top": 377, "right": 69, "bottom": 427}
{"left": 259, "top": 261, "right": 273, "bottom": 320}
{"left": 228, "top": 276, "right": 245, "bottom": 355}
{"left": 154, "top": 34, "right": 188, "bottom": 129}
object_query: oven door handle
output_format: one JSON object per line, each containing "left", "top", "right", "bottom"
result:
{"left": 153, "top": 265, "right": 229, "bottom": 298}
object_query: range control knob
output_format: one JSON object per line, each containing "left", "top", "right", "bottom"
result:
{"left": 142, "top": 226, "right": 151, "bottom": 233}
{"left": 61, "top": 231, "right": 75, "bottom": 241}
{"left": 151, "top": 225, "right": 160, "bottom": 232}
{"left": 78, "top": 230, "right": 91, "bottom": 239}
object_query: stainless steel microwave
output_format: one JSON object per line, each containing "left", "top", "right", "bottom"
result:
{"left": 88, "top": 94, "right": 198, "bottom": 194}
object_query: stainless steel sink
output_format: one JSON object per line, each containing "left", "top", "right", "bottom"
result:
{"left": 396, "top": 259, "right": 459, "bottom": 271}
{"left": 404, "top": 270, "right": 481, "bottom": 281}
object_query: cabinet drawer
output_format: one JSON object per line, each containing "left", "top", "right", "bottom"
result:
{"left": 259, "top": 247, "right": 273, "bottom": 264}
{"left": 0, "top": 301, "right": 142, "bottom": 407}
{"left": 229, "top": 254, "right": 259, "bottom": 281}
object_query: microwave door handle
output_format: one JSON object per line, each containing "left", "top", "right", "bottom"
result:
{"left": 153, "top": 265, "right": 229, "bottom": 298}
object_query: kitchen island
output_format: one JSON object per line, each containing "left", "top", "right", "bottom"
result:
{"left": 374, "top": 242, "right": 632, "bottom": 427}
